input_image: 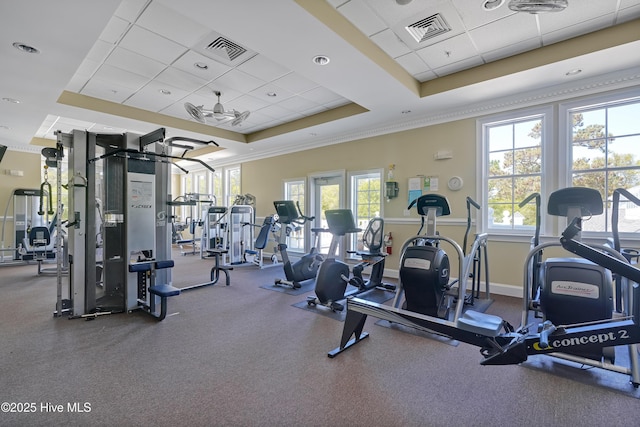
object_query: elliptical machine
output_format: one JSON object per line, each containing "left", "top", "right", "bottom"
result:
{"left": 392, "top": 194, "right": 491, "bottom": 319}
{"left": 273, "top": 200, "right": 322, "bottom": 289}
{"left": 523, "top": 187, "right": 617, "bottom": 362}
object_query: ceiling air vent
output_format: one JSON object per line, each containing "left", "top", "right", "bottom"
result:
{"left": 405, "top": 13, "right": 451, "bottom": 43}
{"left": 194, "top": 31, "right": 256, "bottom": 66}
{"left": 205, "top": 37, "right": 247, "bottom": 62}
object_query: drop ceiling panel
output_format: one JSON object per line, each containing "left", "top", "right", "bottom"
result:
{"left": 271, "top": 72, "right": 319, "bottom": 94}
{"left": 450, "top": 0, "right": 515, "bottom": 30}
{"left": 212, "top": 69, "right": 266, "bottom": 95}
{"left": 432, "top": 55, "right": 484, "bottom": 77}
{"left": 299, "top": 86, "right": 346, "bottom": 105}
{"left": 277, "top": 95, "right": 321, "bottom": 113}
{"left": 135, "top": 1, "right": 211, "bottom": 48}
{"left": 619, "top": 3, "right": 640, "bottom": 21}
{"left": 80, "top": 79, "right": 135, "bottom": 104}
{"left": 118, "top": 25, "right": 188, "bottom": 65}
{"left": 364, "top": 0, "right": 454, "bottom": 28}
{"left": 154, "top": 66, "right": 209, "bottom": 93}
{"left": 171, "top": 50, "right": 231, "bottom": 81}
{"left": 538, "top": 0, "right": 619, "bottom": 33}
{"left": 236, "top": 55, "right": 291, "bottom": 82}
{"left": 99, "top": 16, "right": 131, "bottom": 44}
{"left": 468, "top": 13, "right": 540, "bottom": 53}
{"left": 414, "top": 69, "right": 438, "bottom": 83}
{"left": 91, "top": 63, "right": 150, "bottom": 91}
{"left": 395, "top": 52, "right": 431, "bottom": 75}
{"left": 124, "top": 80, "right": 190, "bottom": 112}
{"left": 482, "top": 37, "right": 541, "bottom": 63}
{"left": 85, "top": 39, "right": 116, "bottom": 63}
{"left": 249, "top": 83, "right": 295, "bottom": 104}
{"left": 337, "top": 0, "right": 388, "bottom": 37}
{"left": 194, "top": 85, "right": 241, "bottom": 106}
{"left": 106, "top": 47, "right": 166, "bottom": 79}
{"left": 370, "top": 28, "right": 412, "bottom": 58}
{"left": 230, "top": 94, "right": 271, "bottom": 111}
{"left": 542, "top": 15, "right": 616, "bottom": 45}
{"left": 416, "top": 33, "right": 478, "bottom": 70}
{"left": 114, "top": 0, "right": 148, "bottom": 22}
{"left": 258, "top": 103, "right": 300, "bottom": 120}
{"left": 67, "top": 58, "right": 102, "bottom": 91}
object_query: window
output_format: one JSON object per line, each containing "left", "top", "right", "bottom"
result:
{"left": 566, "top": 97, "right": 640, "bottom": 233}
{"left": 349, "top": 170, "right": 382, "bottom": 253}
{"left": 284, "top": 179, "right": 306, "bottom": 252}
{"left": 480, "top": 108, "right": 550, "bottom": 235}
{"left": 479, "top": 88, "right": 640, "bottom": 238}
{"left": 210, "top": 170, "right": 223, "bottom": 205}
{"left": 226, "top": 166, "right": 241, "bottom": 206}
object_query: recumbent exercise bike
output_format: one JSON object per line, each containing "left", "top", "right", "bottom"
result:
{"left": 307, "top": 209, "right": 393, "bottom": 312}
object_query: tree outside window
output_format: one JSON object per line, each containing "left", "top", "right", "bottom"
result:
{"left": 485, "top": 116, "right": 543, "bottom": 231}
{"left": 569, "top": 100, "right": 640, "bottom": 232}
{"left": 350, "top": 172, "right": 381, "bottom": 253}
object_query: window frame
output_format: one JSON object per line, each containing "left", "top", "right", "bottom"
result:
{"left": 283, "top": 177, "right": 307, "bottom": 254}
{"left": 478, "top": 105, "right": 553, "bottom": 239}
{"left": 559, "top": 89, "right": 640, "bottom": 238}
{"left": 348, "top": 169, "right": 383, "bottom": 256}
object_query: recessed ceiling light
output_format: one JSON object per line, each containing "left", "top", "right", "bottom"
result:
{"left": 159, "top": 89, "right": 172, "bottom": 95}
{"left": 194, "top": 62, "right": 209, "bottom": 70}
{"left": 566, "top": 68, "right": 582, "bottom": 76}
{"left": 2, "top": 97, "right": 20, "bottom": 104}
{"left": 266, "top": 92, "right": 277, "bottom": 97}
{"left": 483, "top": 0, "right": 505, "bottom": 10}
{"left": 312, "top": 55, "right": 330, "bottom": 66}
{"left": 12, "top": 42, "right": 39, "bottom": 54}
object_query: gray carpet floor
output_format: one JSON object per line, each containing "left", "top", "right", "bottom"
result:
{"left": 1, "top": 252, "right": 639, "bottom": 427}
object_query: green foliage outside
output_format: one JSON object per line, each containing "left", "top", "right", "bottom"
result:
{"left": 489, "top": 111, "right": 640, "bottom": 228}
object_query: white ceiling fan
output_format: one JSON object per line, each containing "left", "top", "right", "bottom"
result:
{"left": 508, "top": 0, "right": 568, "bottom": 13}
{"left": 184, "top": 90, "right": 250, "bottom": 126}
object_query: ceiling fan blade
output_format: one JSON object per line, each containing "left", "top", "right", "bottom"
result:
{"left": 184, "top": 102, "right": 206, "bottom": 124}
{"left": 231, "top": 110, "right": 250, "bottom": 126}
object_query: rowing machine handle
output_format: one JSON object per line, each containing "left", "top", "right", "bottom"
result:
{"left": 539, "top": 320, "right": 556, "bottom": 349}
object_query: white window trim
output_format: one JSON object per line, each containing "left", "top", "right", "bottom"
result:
{"left": 477, "top": 105, "right": 554, "bottom": 238}
{"left": 559, "top": 87, "right": 640, "bottom": 239}
{"left": 347, "top": 168, "right": 384, "bottom": 217}
{"left": 347, "top": 169, "right": 383, "bottom": 256}
{"left": 282, "top": 177, "right": 307, "bottom": 254}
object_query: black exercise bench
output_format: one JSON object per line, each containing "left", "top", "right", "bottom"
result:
{"left": 129, "top": 260, "right": 180, "bottom": 321}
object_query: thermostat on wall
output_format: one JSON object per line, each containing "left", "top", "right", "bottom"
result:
{"left": 448, "top": 176, "right": 463, "bottom": 191}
